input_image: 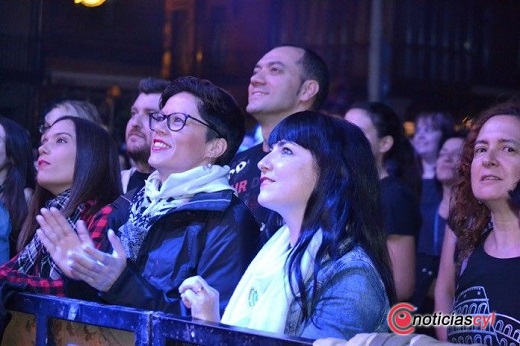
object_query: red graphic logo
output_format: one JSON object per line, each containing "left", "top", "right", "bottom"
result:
{"left": 387, "top": 303, "right": 415, "bottom": 335}
{"left": 387, "top": 303, "right": 496, "bottom": 335}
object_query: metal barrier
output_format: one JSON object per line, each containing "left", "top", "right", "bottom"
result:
{"left": 4, "top": 293, "right": 313, "bottom": 346}
{"left": 152, "top": 312, "right": 313, "bottom": 346}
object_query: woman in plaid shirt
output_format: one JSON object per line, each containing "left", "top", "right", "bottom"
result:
{"left": 0, "top": 116, "right": 121, "bottom": 297}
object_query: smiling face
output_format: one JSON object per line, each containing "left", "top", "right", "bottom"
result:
{"left": 125, "top": 92, "right": 160, "bottom": 162}
{"left": 436, "top": 137, "right": 464, "bottom": 185}
{"left": 257, "top": 140, "right": 318, "bottom": 222}
{"left": 148, "top": 92, "right": 216, "bottom": 181}
{"left": 246, "top": 46, "right": 306, "bottom": 120}
{"left": 471, "top": 115, "right": 520, "bottom": 206}
{"left": 37, "top": 119, "right": 77, "bottom": 195}
{"left": 412, "top": 117, "right": 443, "bottom": 159}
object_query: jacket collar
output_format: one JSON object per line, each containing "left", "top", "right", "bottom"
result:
{"left": 167, "top": 189, "right": 235, "bottom": 213}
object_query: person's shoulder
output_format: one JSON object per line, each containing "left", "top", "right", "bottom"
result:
{"left": 193, "top": 189, "right": 234, "bottom": 200}
{"left": 120, "top": 167, "right": 136, "bottom": 179}
{"left": 0, "top": 201, "right": 8, "bottom": 216}
{"left": 120, "top": 167, "right": 136, "bottom": 175}
{"left": 193, "top": 190, "right": 256, "bottom": 219}
{"left": 229, "top": 192, "right": 257, "bottom": 216}
{"left": 238, "top": 142, "right": 264, "bottom": 156}
{"left": 107, "top": 189, "right": 138, "bottom": 216}
{"left": 316, "top": 244, "right": 372, "bottom": 271}
{"left": 86, "top": 201, "right": 115, "bottom": 222}
{"left": 342, "top": 244, "right": 373, "bottom": 262}
{"left": 204, "top": 191, "right": 257, "bottom": 226}
{"left": 230, "top": 143, "right": 264, "bottom": 164}
{"left": 180, "top": 189, "right": 236, "bottom": 213}
{"left": 229, "top": 144, "right": 266, "bottom": 183}
{"left": 0, "top": 202, "right": 10, "bottom": 233}
{"left": 326, "top": 244, "right": 379, "bottom": 274}
{"left": 381, "top": 176, "right": 418, "bottom": 203}
{"left": 317, "top": 245, "right": 388, "bottom": 304}
{"left": 381, "top": 175, "right": 409, "bottom": 193}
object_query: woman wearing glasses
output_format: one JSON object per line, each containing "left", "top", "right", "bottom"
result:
{"left": 37, "top": 76, "right": 259, "bottom": 316}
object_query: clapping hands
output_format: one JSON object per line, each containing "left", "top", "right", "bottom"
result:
{"left": 36, "top": 207, "right": 127, "bottom": 291}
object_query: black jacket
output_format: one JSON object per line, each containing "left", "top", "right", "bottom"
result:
{"left": 100, "top": 189, "right": 260, "bottom": 316}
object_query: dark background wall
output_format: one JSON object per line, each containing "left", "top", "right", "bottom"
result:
{"left": 1, "top": 0, "right": 519, "bottom": 146}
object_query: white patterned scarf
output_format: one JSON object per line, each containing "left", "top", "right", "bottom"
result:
{"left": 118, "top": 165, "right": 233, "bottom": 261}
{"left": 221, "top": 225, "right": 323, "bottom": 334}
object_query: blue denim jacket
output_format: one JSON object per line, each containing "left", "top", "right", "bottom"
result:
{"left": 0, "top": 202, "right": 11, "bottom": 264}
{"left": 284, "top": 245, "right": 390, "bottom": 340}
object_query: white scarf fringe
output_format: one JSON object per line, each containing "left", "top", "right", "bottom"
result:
{"left": 222, "top": 225, "right": 322, "bottom": 334}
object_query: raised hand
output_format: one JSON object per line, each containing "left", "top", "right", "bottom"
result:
{"left": 179, "top": 275, "right": 220, "bottom": 322}
{"left": 36, "top": 207, "right": 91, "bottom": 278}
{"left": 67, "top": 229, "right": 127, "bottom": 292}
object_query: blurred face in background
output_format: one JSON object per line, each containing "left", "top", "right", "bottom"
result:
{"left": 413, "top": 117, "right": 442, "bottom": 159}
{"left": 126, "top": 92, "right": 160, "bottom": 163}
{"left": 436, "top": 137, "right": 464, "bottom": 186}
{"left": 345, "top": 108, "right": 382, "bottom": 164}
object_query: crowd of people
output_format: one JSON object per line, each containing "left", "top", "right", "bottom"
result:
{"left": 0, "top": 44, "right": 518, "bottom": 345}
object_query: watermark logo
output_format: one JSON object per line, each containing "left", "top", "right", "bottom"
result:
{"left": 387, "top": 303, "right": 496, "bottom": 335}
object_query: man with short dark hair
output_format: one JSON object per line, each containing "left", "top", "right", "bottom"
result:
{"left": 229, "top": 45, "right": 329, "bottom": 241}
{"left": 121, "top": 77, "right": 169, "bottom": 192}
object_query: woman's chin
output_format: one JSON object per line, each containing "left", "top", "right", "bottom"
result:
{"left": 257, "top": 197, "right": 280, "bottom": 214}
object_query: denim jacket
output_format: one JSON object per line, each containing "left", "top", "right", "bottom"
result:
{"left": 284, "top": 245, "right": 390, "bottom": 340}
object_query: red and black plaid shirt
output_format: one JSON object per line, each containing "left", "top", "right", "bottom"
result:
{"left": 0, "top": 203, "right": 113, "bottom": 296}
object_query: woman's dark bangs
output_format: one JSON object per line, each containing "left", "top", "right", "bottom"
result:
{"left": 268, "top": 115, "right": 319, "bottom": 150}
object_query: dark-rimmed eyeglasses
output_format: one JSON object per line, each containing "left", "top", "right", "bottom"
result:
{"left": 148, "top": 112, "right": 222, "bottom": 137}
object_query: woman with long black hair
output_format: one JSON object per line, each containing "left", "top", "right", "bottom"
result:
{"left": 180, "top": 111, "right": 395, "bottom": 340}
